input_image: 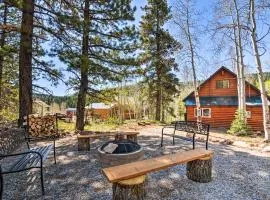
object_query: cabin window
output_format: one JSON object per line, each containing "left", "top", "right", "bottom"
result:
{"left": 194, "top": 108, "right": 211, "bottom": 118}
{"left": 216, "top": 80, "right": 229, "bottom": 89}
{"left": 202, "top": 108, "right": 211, "bottom": 118}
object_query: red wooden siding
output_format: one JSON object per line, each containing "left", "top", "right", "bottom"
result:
{"left": 186, "top": 105, "right": 263, "bottom": 131}
{"left": 193, "top": 69, "right": 259, "bottom": 97}
{"left": 90, "top": 109, "right": 111, "bottom": 120}
{"left": 184, "top": 67, "right": 265, "bottom": 131}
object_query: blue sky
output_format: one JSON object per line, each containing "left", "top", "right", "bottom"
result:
{"left": 37, "top": 0, "right": 270, "bottom": 96}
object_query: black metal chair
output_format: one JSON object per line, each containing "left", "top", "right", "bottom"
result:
{"left": 160, "top": 121, "right": 210, "bottom": 150}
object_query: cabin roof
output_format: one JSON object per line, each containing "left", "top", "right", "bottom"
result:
{"left": 66, "top": 108, "right": 76, "bottom": 111}
{"left": 86, "top": 103, "right": 111, "bottom": 109}
{"left": 183, "top": 66, "right": 268, "bottom": 101}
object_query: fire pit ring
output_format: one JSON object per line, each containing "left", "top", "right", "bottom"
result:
{"left": 98, "top": 140, "right": 144, "bottom": 167}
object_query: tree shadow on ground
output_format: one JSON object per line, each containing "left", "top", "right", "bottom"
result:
{"left": 2, "top": 133, "right": 270, "bottom": 200}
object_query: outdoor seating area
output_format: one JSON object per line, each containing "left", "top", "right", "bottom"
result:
{"left": 0, "top": 125, "right": 269, "bottom": 200}
{"left": 1, "top": 0, "right": 270, "bottom": 199}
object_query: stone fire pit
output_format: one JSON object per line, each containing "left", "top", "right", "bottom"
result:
{"left": 98, "top": 140, "right": 144, "bottom": 167}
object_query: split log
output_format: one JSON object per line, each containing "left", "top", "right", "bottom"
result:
{"left": 138, "top": 122, "right": 146, "bottom": 126}
{"left": 113, "top": 175, "right": 147, "bottom": 200}
{"left": 186, "top": 156, "right": 212, "bottom": 183}
{"left": 25, "top": 115, "right": 58, "bottom": 137}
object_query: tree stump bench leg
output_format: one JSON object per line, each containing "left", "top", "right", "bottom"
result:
{"left": 78, "top": 137, "right": 90, "bottom": 151}
{"left": 186, "top": 156, "right": 212, "bottom": 183}
{"left": 115, "top": 134, "right": 125, "bottom": 141}
{"left": 127, "top": 135, "right": 137, "bottom": 143}
{"left": 113, "top": 175, "right": 147, "bottom": 200}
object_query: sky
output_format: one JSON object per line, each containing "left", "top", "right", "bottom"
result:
{"left": 36, "top": 0, "right": 270, "bottom": 96}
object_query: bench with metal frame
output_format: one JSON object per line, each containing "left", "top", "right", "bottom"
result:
{"left": 0, "top": 115, "right": 58, "bottom": 199}
{"left": 160, "top": 121, "right": 210, "bottom": 150}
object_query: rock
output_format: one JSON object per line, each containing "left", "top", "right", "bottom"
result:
{"left": 233, "top": 141, "right": 249, "bottom": 148}
{"left": 262, "top": 146, "right": 270, "bottom": 152}
{"left": 210, "top": 138, "right": 220, "bottom": 143}
{"left": 220, "top": 139, "right": 233, "bottom": 145}
{"left": 162, "top": 151, "right": 171, "bottom": 155}
{"left": 255, "top": 131, "right": 262, "bottom": 136}
{"left": 196, "top": 137, "right": 205, "bottom": 142}
{"left": 249, "top": 143, "right": 259, "bottom": 147}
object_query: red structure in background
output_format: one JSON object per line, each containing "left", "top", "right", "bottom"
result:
{"left": 66, "top": 103, "right": 135, "bottom": 121}
{"left": 183, "top": 66, "right": 269, "bottom": 131}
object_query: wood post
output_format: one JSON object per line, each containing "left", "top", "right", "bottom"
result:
{"left": 186, "top": 156, "right": 212, "bottom": 183}
{"left": 112, "top": 175, "right": 147, "bottom": 200}
{"left": 78, "top": 137, "right": 90, "bottom": 151}
{"left": 127, "top": 135, "right": 137, "bottom": 143}
{"left": 115, "top": 134, "right": 125, "bottom": 141}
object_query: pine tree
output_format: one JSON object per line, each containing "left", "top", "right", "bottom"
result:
{"left": 140, "top": 0, "right": 181, "bottom": 121}
{"left": 54, "top": 0, "right": 138, "bottom": 130}
{"left": 3, "top": 0, "right": 64, "bottom": 125}
{"left": 0, "top": 3, "right": 20, "bottom": 120}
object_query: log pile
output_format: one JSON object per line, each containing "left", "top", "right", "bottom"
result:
{"left": 24, "top": 115, "right": 58, "bottom": 137}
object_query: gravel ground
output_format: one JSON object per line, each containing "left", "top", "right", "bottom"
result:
{"left": 1, "top": 127, "right": 270, "bottom": 200}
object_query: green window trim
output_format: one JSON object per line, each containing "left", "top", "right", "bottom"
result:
{"left": 216, "top": 80, "right": 230, "bottom": 89}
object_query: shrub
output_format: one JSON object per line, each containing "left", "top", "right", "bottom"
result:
{"left": 228, "top": 109, "right": 252, "bottom": 136}
{"left": 105, "top": 116, "right": 122, "bottom": 125}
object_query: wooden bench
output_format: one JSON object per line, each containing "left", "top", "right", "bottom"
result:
{"left": 102, "top": 148, "right": 213, "bottom": 200}
{"left": 0, "top": 144, "right": 55, "bottom": 199}
{"left": 77, "top": 131, "right": 140, "bottom": 151}
{"left": 161, "top": 121, "right": 210, "bottom": 150}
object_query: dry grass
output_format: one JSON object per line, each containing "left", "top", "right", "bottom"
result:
{"left": 58, "top": 120, "right": 119, "bottom": 133}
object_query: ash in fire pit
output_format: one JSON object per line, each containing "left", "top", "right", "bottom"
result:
{"left": 98, "top": 140, "right": 144, "bottom": 167}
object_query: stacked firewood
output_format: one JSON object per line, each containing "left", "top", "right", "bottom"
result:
{"left": 24, "top": 114, "right": 58, "bottom": 137}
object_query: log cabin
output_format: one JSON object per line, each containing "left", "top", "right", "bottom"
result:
{"left": 183, "top": 66, "right": 269, "bottom": 131}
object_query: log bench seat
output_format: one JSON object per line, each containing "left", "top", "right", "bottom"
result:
{"left": 77, "top": 131, "right": 140, "bottom": 151}
{"left": 102, "top": 148, "right": 213, "bottom": 200}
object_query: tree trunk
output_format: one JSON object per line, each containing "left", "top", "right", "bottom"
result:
{"left": 18, "top": 0, "right": 34, "bottom": 126}
{"left": 112, "top": 175, "right": 147, "bottom": 200}
{"left": 155, "top": 4, "right": 161, "bottom": 122}
{"left": 186, "top": 156, "right": 212, "bottom": 183}
{"left": 155, "top": 85, "right": 161, "bottom": 121}
{"left": 0, "top": 4, "right": 8, "bottom": 108}
{"left": 161, "top": 103, "right": 165, "bottom": 122}
{"left": 233, "top": 0, "right": 246, "bottom": 119}
{"left": 76, "top": 0, "right": 90, "bottom": 131}
{"left": 187, "top": 16, "right": 201, "bottom": 123}
{"left": 232, "top": 22, "right": 241, "bottom": 109}
{"left": 249, "top": 0, "right": 270, "bottom": 141}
